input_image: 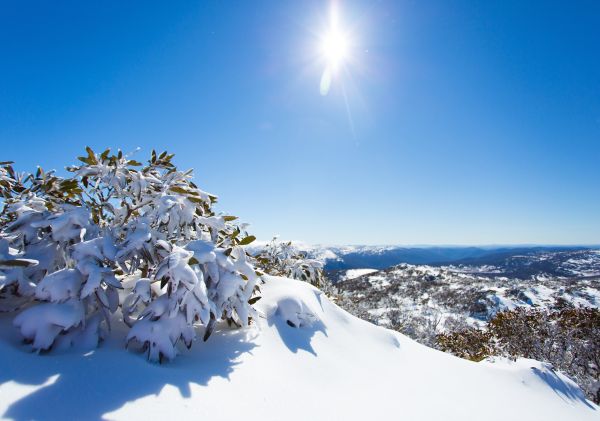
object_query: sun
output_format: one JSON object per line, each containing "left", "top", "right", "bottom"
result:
{"left": 317, "top": 4, "right": 353, "bottom": 96}
{"left": 320, "top": 29, "right": 349, "bottom": 71}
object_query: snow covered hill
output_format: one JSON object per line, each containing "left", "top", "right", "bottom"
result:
{"left": 337, "top": 261, "right": 600, "bottom": 324}
{"left": 0, "top": 277, "right": 597, "bottom": 420}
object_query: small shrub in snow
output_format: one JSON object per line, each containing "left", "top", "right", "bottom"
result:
{"left": 0, "top": 149, "right": 260, "bottom": 362}
{"left": 387, "top": 306, "right": 442, "bottom": 348}
{"left": 254, "top": 238, "right": 326, "bottom": 288}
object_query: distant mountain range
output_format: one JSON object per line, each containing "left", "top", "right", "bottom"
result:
{"left": 297, "top": 244, "right": 597, "bottom": 276}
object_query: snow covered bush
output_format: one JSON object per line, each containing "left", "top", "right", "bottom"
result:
{"left": 254, "top": 238, "right": 326, "bottom": 288}
{"left": 0, "top": 149, "right": 260, "bottom": 362}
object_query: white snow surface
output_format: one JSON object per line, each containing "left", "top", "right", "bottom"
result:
{"left": 0, "top": 276, "right": 597, "bottom": 420}
{"left": 340, "top": 268, "right": 378, "bottom": 280}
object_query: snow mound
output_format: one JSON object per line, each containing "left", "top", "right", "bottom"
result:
{"left": 0, "top": 276, "right": 597, "bottom": 420}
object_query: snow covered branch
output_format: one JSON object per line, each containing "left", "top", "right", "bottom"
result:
{"left": 254, "top": 238, "right": 326, "bottom": 288}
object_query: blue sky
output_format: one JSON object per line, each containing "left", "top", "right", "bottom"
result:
{"left": 1, "top": 1, "right": 599, "bottom": 245}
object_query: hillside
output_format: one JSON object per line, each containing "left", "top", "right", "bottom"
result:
{"left": 0, "top": 276, "right": 596, "bottom": 420}
{"left": 304, "top": 244, "right": 594, "bottom": 274}
{"left": 336, "top": 252, "right": 600, "bottom": 329}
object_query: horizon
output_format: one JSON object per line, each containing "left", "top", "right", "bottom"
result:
{"left": 2, "top": 1, "right": 599, "bottom": 245}
{"left": 260, "top": 241, "right": 600, "bottom": 248}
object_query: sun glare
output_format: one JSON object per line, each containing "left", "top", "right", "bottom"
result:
{"left": 318, "top": 4, "right": 352, "bottom": 96}
{"left": 321, "top": 29, "right": 349, "bottom": 71}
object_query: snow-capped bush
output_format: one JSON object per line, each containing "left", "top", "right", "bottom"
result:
{"left": 0, "top": 149, "right": 260, "bottom": 362}
{"left": 254, "top": 238, "right": 326, "bottom": 287}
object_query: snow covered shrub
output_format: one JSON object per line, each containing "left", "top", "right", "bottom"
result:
{"left": 0, "top": 149, "right": 260, "bottom": 362}
{"left": 254, "top": 238, "right": 326, "bottom": 288}
{"left": 387, "top": 306, "right": 442, "bottom": 348}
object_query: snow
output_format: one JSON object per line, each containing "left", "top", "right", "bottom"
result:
{"left": 0, "top": 276, "right": 597, "bottom": 420}
{"left": 341, "top": 268, "right": 378, "bottom": 280}
{"left": 13, "top": 300, "right": 85, "bottom": 350}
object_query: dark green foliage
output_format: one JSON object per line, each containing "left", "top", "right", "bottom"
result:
{"left": 437, "top": 328, "right": 493, "bottom": 362}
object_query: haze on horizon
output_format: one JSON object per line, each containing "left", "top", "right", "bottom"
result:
{"left": 1, "top": 1, "right": 599, "bottom": 245}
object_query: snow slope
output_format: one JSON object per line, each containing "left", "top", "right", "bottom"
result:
{"left": 0, "top": 277, "right": 597, "bottom": 421}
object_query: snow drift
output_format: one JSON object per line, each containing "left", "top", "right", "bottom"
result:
{"left": 0, "top": 276, "right": 597, "bottom": 420}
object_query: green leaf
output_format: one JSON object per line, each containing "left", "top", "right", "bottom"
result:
{"left": 248, "top": 296, "right": 262, "bottom": 305}
{"left": 223, "top": 215, "right": 238, "bottom": 221}
{"left": 238, "top": 235, "right": 256, "bottom": 246}
{"left": 85, "top": 146, "right": 98, "bottom": 164}
{"left": 203, "top": 319, "right": 215, "bottom": 341}
{"left": 0, "top": 259, "right": 38, "bottom": 268}
{"left": 169, "top": 186, "right": 189, "bottom": 195}
{"left": 187, "top": 196, "right": 205, "bottom": 204}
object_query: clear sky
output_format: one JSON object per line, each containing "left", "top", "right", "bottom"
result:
{"left": 1, "top": 1, "right": 599, "bottom": 245}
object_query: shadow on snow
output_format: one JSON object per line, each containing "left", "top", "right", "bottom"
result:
{"left": 0, "top": 316, "right": 257, "bottom": 421}
{"left": 532, "top": 365, "right": 595, "bottom": 410}
{"left": 267, "top": 308, "right": 327, "bottom": 357}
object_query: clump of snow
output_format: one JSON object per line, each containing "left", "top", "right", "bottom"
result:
{"left": 340, "top": 268, "right": 378, "bottom": 280}
{"left": 13, "top": 300, "right": 85, "bottom": 350}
